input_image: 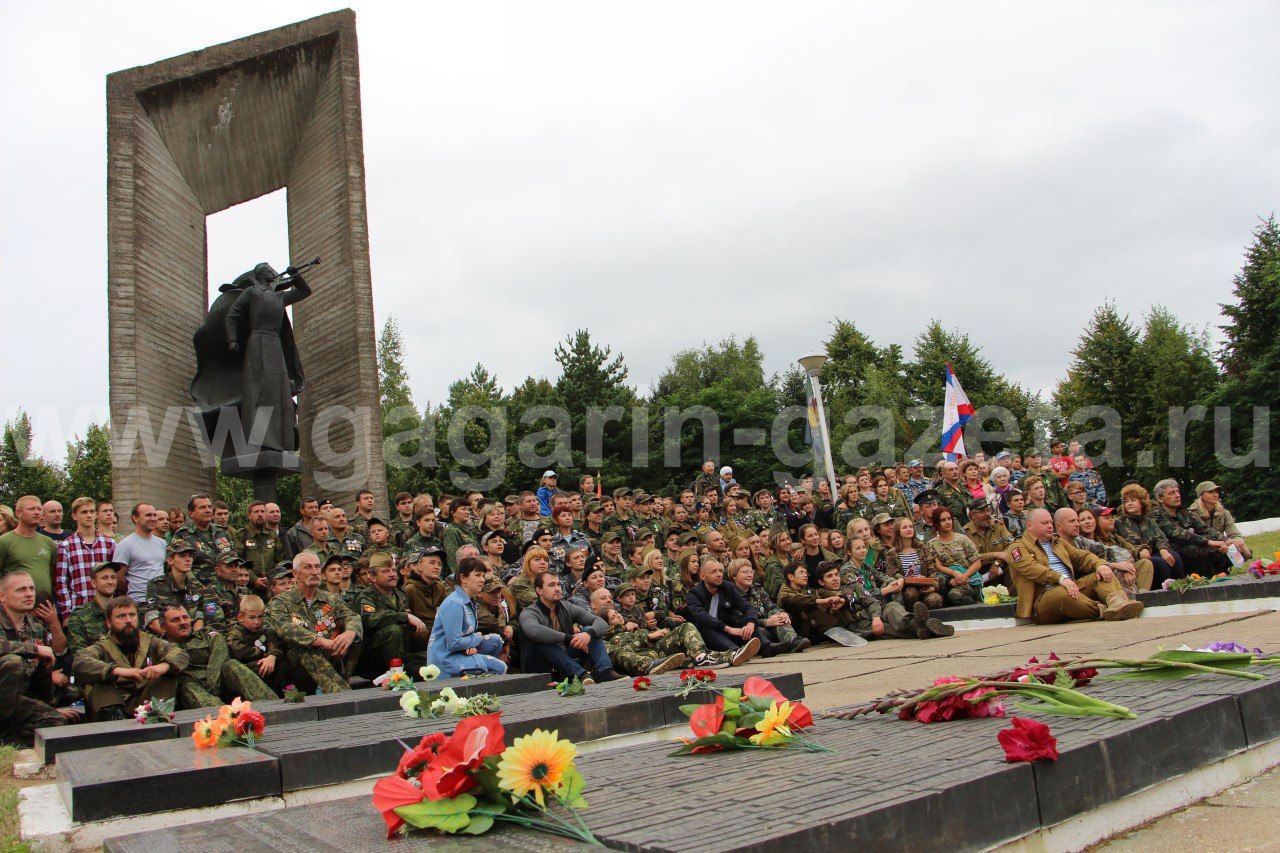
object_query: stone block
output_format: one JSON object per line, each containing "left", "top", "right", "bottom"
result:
{"left": 58, "top": 738, "right": 279, "bottom": 822}
{"left": 35, "top": 718, "right": 176, "bottom": 765}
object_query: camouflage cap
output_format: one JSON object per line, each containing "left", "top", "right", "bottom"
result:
{"left": 677, "top": 531, "right": 699, "bottom": 546}
{"left": 481, "top": 577, "right": 504, "bottom": 594}
{"left": 635, "top": 493, "right": 654, "bottom": 504}
{"left": 600, "top": 531, "right": 622, "bottom": 544}
{"left": 612, "top": 487, "right": 633, "bottom": 499}
{"left": 624, "top": 565, "right": 654, "bottom": 582}
{"left": 503, "top": 495, "right": 519, "bottom": 504}
{"left": 615, "top": 582, "right": 637, "bottom": 599}
{"left": 584, "top": 500, "right": 603, "bottom": 513}
{"left": 634, "top": 528, "right": 656, "bottom": 540}
{"left": 214, "top": 549, "right": 244, "bottom": 566}
{"left": 271, "top": 562, "right": 295, "bottom": 580}
{"left": 565, "top": 539, "right": 592, "bottom": 553}
{"left": 166, "top": 541, "right": 196, "bottom": 556}
{"left": 870, "top": 512, "right": 893, "bottom": 527}
{"left": 91, "top": 560, "right": 126, "bottom": 576}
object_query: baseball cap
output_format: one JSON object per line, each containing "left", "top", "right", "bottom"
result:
{"left": 869, "top": 512, "right": 893, "bottom": 527}
{"left": 600, "top": 531, "right": 622, "bottom": 544}
{"left": 720, "top": 466, "right": 733, "bottom": 475}
{"left": 91, "top": 560, "right": 125, "bottom": 576}
{"left": 612, "top": 487, "right": 633, "bottom": 499}
{"left": 214, "top": 549, "right": 244, "bottom": 565}
{"left": 908, "top": 459, "right": 923, "bottom": 467}
{"left": 271, "top": 562, "right": 294, "bottom": 580}
{"left": 967, "top": 498, "right": 990, "bottom": 512}
{"left": 166, "top": 541, "right": 196, "bottom": 556}
{"left": 543, "top": 470, "right": 557, "bottom": 478}
{"left": 481, "top": 577, "right": 504, "bottom": 594}
{"left": 323, "top": 553, "right": 347, "bottom": 568}
{"left": 1195, "top": 481, "right": 1221, "bottom": 496}
{"left": 365, "top": 516, "right": 388, "bottom": 530}
{"left": 615, "top": 582, "right": 637, "bottom": 598}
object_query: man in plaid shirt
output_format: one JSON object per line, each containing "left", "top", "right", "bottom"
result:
{"left": 55, "top": 497, "right": 115, "bottom": 620}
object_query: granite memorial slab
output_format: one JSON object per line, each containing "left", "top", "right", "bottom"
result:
{"left": 58, "top": 737, "right": 280, "bottom": 822}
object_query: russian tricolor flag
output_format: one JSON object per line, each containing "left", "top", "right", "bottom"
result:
{"left": 941, "top": 363, "right": 974, "bottom": 461}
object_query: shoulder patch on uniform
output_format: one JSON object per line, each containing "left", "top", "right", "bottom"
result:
{"left": 1011, "top": 546, "right": 1023, "bottom": 561}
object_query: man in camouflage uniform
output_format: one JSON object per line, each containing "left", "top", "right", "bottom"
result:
{"left": 387, "top": 493, "right": 416, "bottom": 548}
{"left": 1151, "top": 479, "right": 1233, "bottom": 575}
{"left": 239, "top": 501, "right": 283, "bottom": 591}
{"left": 158, "top": 605, "right": 276, "bottom": 708}
{"left": 600, "top": 600, "right": 722, "bottom": 674}
{"left": 743, "top": 489, "right": 780, "bottom": 533}
{"left": 631, "top": 494, "right": 664, "bottom": 541}
{"left": 146, "top": 542, "right": 223, "bottom": 634}
{"left": 207, "top": 550, "right": 250, "bottom": 629}
{"left": 602, "top": 488, "right": 639, "bottom": 542}
{"left": 349, "top": 489, "right": 378, "bottom": 539}
{"left": 67, "top": 560, "right": 123, "bottom": 653}
{"left": 0, "top": 571, "right": 71, "bottom": 744}
{"left": 961, "top": 500, "right": 1017, "bottom": 588}
{"left": 934, "top": 461, "right": 971, "bottom": 526}
{"left": 303, "top": 517, "right": 343, "bottom": 564}
{"left": 266, "top": 553, "right": 363, "bottom": 693}
{"left": 327, "top": 508, "right": 367, "bottom": 560}
{"left": 170, "top": 495, "right": 236, "bottom": 583}
{"left": 355, "top": 554, "right": 427, "bottom": 679}
{"left": 73, "top": 597, "right": 188, "bottom": 720}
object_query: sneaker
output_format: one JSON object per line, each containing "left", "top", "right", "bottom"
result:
{"left": 926, "top": 618, "right": 955, "bottom": 638}
{"left": 595, "top": 668, "right": 625, "bottom": 682}
{"left": 646, "top": 653, "right": 686, "bottom": 675}
{"left": 731, "top": 636, "right": 761, "bottom": 666}
{"left": 790, "top": 637, "right": 811, "bottom": 654}
{"left": 580, "top": 676, "right": 596, "bottom": 685}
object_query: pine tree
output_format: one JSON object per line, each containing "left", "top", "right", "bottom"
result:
{"left": 1220, "top": 214, "right": 1280, "bottom": 379}
{"left": 0, "top": 410, "right": 67, "bottom": 507}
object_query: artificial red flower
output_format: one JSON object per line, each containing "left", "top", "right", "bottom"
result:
{"left": 417, "top": 713, "right": 506, "bottom": 800}
{"left": 998, "top": 717, "right": 1059, "bottom": 762}
{"left": 396, "top": 732, "right": 448, "bottom": 778}
{"left": 964, "top": 687, "right": 1006, "bottom": 719}
{"left": 233, "top": 709, "right": 266, "bottom": 738}
{"left": 372, "top": 774, "right": 424, "bottom": 838}
{"left": 742, "top": 676, "right": 814, "bottom": 729}
{"left": 688, "top": 697, "right": 726, "bottom": 738}
{"left": 632, "top": 676, "right": 651, "bottom": 691}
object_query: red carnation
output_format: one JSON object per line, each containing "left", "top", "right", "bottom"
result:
{"left": 998, "top": 717, "right": 1059, "bottom": 762}
{"left": 233, "top": 709, "right": 265, "bottom": 738}
{"left": 632, "top": 676, "right": 652, "bottom": 691}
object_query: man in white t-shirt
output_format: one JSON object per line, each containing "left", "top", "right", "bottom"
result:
{"left": 112, "top": 503, "right": 167, "bottom": 605}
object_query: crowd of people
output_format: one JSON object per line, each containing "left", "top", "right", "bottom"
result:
{"left": 0, "top": 442, "right": 1256, "bottom": 746}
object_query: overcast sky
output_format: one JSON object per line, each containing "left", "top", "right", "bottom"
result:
{"left": 3, "top": 2, "right": 1278, "bottom": 459}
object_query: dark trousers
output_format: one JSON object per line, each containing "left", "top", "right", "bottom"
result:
{"left": 1150, "top": 551, "right": 1185, "bottom": 583}
{"left": 1175, "top": 545, "right": 1231, "bottom": 576}
{"left": 521, "top": 637, "right": 613, "bottom": 679}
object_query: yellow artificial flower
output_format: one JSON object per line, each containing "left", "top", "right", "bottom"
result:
{"left": 984, "top": 593, "right": 999, "bottom": 605}
{"left": 495, "top": 729, "right": 577, "bottom": 807}
{"left": 750, "top": 700, "right": 794, "bottom": 746}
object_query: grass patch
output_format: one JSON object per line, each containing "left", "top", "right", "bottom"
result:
{"left": 0, "top": 786, "right": 25, "bottom": 853}
{"left": 1245, "top": 531, "right": 1280, "bottom": 562}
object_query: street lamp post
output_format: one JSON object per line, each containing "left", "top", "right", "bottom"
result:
{"left": 798, "top": 352, "right": 837, "bottom": 495}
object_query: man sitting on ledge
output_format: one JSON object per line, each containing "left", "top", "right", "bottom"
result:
{"left": 1008, "top": 509, "right": 1144, "bottom": 624}
{"left": 517, "top": 571, "right": 621, "bottom": 683}
{"left": 73, "top": 596, "right": 187, "bottom": 721}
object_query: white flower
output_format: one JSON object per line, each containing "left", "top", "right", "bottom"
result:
{"left": 399, "top": 691, "right": 421, "bottom": 716}
{"left": 419, "top": 664, "right": 441, "bottom": 681}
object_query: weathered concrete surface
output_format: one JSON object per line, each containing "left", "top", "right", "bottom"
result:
{"left": 735, "top": 609, "right": 1280, "bottom": 711}
{"left": 107, "top": 9, "right": 386, "bottom": 513}
{"left": 1099, "top": 761, "right": 1280, "bottom": 851}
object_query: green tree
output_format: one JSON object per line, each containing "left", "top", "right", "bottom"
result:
{"left": 0, "top": 410, "right": 67, "bottom": 507}
{"left": 64, "top": 422, "right": 113, "bottom": 501}
{"left": 377, "top": 318, "right": 438, "bottom": 501}
{"left": 1053, "top": 302, "right": 1145, "bottom": 494}
{"left": 1219, "top": 214, "right": 1280, "bottom": 379}
{"left": 654, "top": 336, "right": 767, "bottom": 398}
{"left": 552, "top": 331, "right": 636, "bottom": 493}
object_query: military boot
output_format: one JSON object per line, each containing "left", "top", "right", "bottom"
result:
{"left": 1102, "top": 593, "right": 1144, "bottom": 621}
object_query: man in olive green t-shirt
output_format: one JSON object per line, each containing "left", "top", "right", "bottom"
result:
{"left": 0, "top": 496, "right": 57, "bottom": 596}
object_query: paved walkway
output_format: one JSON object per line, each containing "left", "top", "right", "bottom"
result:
{"left": 735, "top": 608, "right": 1280, "bottom": 711}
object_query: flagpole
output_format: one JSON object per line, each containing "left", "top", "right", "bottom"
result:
{"left": 798, "top": 353, "right": 838, "bottom": 495}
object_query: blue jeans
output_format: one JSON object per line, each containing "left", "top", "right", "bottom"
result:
{"left": 521, "top": 636, "right": 612, "bottom": 679}
{"left": 433, "top": 635, "right": 508, "bottom": 677}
